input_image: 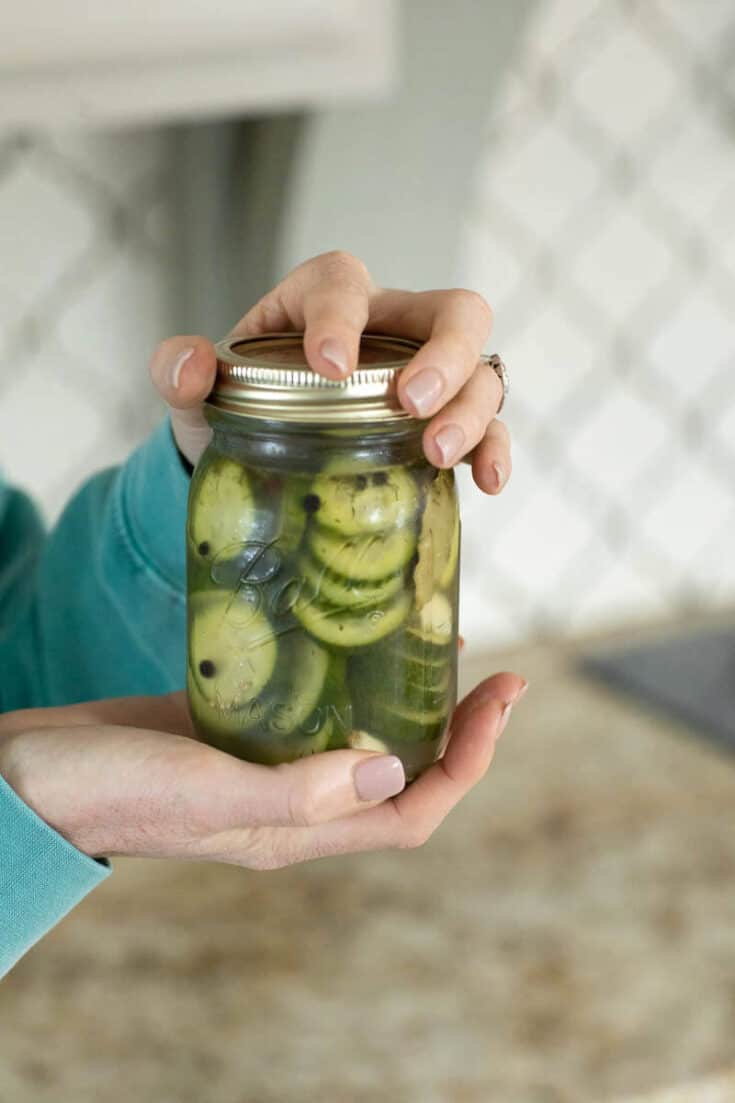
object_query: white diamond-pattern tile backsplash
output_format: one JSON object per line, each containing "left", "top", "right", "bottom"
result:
{"left": 458, "top": 0, "right": 735, "bottom": 646}
{"left": 1, "top": 0, "right": 734, "bottom": 654}
{"left": 0, "top": 130, "right": 175, "bottom": 521}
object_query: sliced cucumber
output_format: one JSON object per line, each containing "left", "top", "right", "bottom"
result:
{"left": 189, "top": 457, "right": 256, "bottom": 559}
{"left": 319, "top": 653, "right": 353, "bottom": 742}
{"left": 300, "top": 553, "right": 404, "bottom": 610}
{"left": 247, "top": 712, "right": 332, "bottom": 766}
{"left": 188, "top": 592, "right": 277, "bottom": 709}
{"left": 294, "top": 588, "right": 411, "bottom": 648}
{"left": 247, "top": 629, "right": 330, "bottom": 737}
{"left": 350, "top": 647, "right": 452, "bottom": 717}
{"left": 188, "top": 675, "right": 331, "bottom": 764}
{"left": 277, "top": 476, "right": 309, "bottom": 553}
{"left": 309, "top": 524, "right": 416, "bottom": 582}
{"left": 351, "top": 697, "right": 449, "bottom": 745}
{"left": 414, "top": 469, "right": 460, "bottom": 607}
{"left": 403, "top": 654, "right": 451, "bottom": 692}
{"left": 310, "top": 466, "right": 420, "bottom": 536}
{"left": 384, "top": 700, "right": 450, "bottom": 726}
{"left": 188, "top": 672, "right": 251, "bottom": 742}
{"left": 395, "top": 636, "right": 451, "bottom": 666}
{"left": 407, "top": 592, "right": 454, "bottom": 647}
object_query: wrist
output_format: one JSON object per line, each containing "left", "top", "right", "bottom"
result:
{"left": 0, "top": 730, "right": 100, "bottom": 858}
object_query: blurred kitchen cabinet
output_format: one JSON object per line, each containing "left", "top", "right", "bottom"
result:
{"left": 0, "top": 0, "right": 396, "bottom": 129}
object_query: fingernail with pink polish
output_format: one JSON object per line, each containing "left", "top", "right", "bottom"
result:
{"left": 434, "top": 424, "right": 465, "bottom": 465}
{"left": 169, "top": 347, "right": 195, "bottom": 390}
{"left": 355, "top": 755, "right": 406, "bottom": 802}
{"left": 404, "top": 368, "right": 444, "bottom": 417}
{"left": 320, "top": 338, "right": 349, "bottom": 377}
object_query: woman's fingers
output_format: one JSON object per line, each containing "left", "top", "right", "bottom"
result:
{"left": 369, "top": 287, "right": 496, "bottom": 418}
{"left": 186, "top": 749, "right": 409, "bottom": 866}
{"left": 471, "top": 418, "right": 512, "bottom": 494}
{"left": 421, "top": 360, "right": 504, "bottom": 470}
{"left": 300, "top": 254, "right": 373, "bottom": 380}
{"left": 148, "top": 259, "right": 507, "bottom": 489}
{"left": 229, "top": 673, "right": 527, "bottom": 867}
{"left": 148, "top": 336, "right": 217, "bottom": 464}
{"left": 230, "top": 251, "right": 374, "bottom": 380}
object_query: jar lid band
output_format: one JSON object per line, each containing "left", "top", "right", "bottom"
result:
{"left": 211, "top": 333, "right": 421, "bottom": 424}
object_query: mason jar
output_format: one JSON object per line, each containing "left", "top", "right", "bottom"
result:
{"left": 186, "top": 333, "right": 460, "bottom": 781}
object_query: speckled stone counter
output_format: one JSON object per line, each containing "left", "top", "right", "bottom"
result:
{"left": 615, "top": 1073, "right": 735, "bottom": 1102}
{"left": 2, "top": 621, "right": 735, "bottom": 1102}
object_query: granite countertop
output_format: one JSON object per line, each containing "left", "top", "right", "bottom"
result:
{"left": 615, "top": 1072, "right": 735, "bottom": 1101}
{"left": 2, "top": 616, "right": 735, "bottom": 1103}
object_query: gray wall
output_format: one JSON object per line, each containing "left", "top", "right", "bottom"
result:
{"left": 277, "top": 0, "right": 535, "bottom": 288}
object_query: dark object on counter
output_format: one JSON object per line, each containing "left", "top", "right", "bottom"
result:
{"left": 580, "top": 625, "right": 735, "bottom": 755}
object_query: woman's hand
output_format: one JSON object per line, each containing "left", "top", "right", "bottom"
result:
{"left": 0, "top": 674, "right": 525, "bottom": 868}
{"left": 149, "top": 251, "right": 510, "bottom": 495}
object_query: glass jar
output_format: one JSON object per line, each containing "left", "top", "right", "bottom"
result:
{"left": 186, "top": 334, "right": 460, "bottom": 781}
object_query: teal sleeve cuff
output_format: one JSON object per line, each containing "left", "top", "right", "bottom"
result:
{"left": 0, "top": 775, "right": 110, "bottom": 977}
{"left": 118, "top": 417, "right": 190, "bottom": 595}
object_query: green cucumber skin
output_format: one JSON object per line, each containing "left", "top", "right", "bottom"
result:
{"left": 293, "top": 589, "right": 412, "bottom": 649}
{"left": 300, "top": 552, "right": 405, "bottom": 610}
{"left": 188, "top": 592, "right": 278, "bottom": 710}
{"left": 310, "top": 467, "right": 420, "bottom": 536}
{"left": 307, "top": 524, "right": 417, "bottom": 582}
{"left": 349, "top": 649, "right": 452, "bottom": 715}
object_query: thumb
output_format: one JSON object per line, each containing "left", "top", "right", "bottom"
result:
{"left": 148, "top": 335, "right": 217, "bottom": 465}
{"left": 218, "top": 749, "right": 407, "bottom": 831}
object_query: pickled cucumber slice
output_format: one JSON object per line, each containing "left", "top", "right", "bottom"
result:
{"left": 188, "top": 675, "right": 331, "bottom": 764}
{"left": 247, "top": 716, "right": 332, "bottom": 765}
{"left": 318, "top": 653, "right": 353, "bottom": 748}
{"left": 414, "top": 469, "right": 460, "bottom": 608}
{"left": 246, "top": 629, "right": 330, "bottom": 737}
{"left": 350, "top": 646, "right": 451, "bottom": 716}
{"left": 402, "top": 653, "right": 451, "bottom": 690}
{"left": 294, "top": 588, "right": 411, "bottom": 648}
{"left": 385, "top": 700, "right": 450, "bottom": 726}
{"left": 277, "top": 477, "right": 308, "bottom": 553}
{"left": 406, "top": 592, "right": 454, "bottom": 648}
{"left": 300, "top": 553, "right": 404, "bottom": 609}
{"left": 190, "top": 457, "right": 256, "bottom": 559}
{"left": 309, "top": 524, "right": 416, "bottom": 582}
{"left": 351, "top": 698, "right": 449, "bottom": 745}
{"left": 310, "top": 467, "right": 420, "bottom": 536}
{"left": 189, "top": 592, "right": 277, "bottom": 708}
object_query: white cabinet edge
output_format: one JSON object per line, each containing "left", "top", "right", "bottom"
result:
{"left": 0, "top": 0, "right": 397, "bottom": 129}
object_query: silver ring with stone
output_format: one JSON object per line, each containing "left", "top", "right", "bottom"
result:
{"left": 484, "top": 353, "right": 509, "bottom": 414}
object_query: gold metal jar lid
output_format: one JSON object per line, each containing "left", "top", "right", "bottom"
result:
{"left": 211, "top": 333, "right": 421, "bottom": 424}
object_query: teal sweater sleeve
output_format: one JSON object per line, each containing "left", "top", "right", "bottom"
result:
{"left": 0, "top": 418, "right": 190, "bottom": 974}
{"left": 0, "top": 417, "right": 189, "bottom": 710}
{"left": 0, "top": 776, "right": 110, "bottom": 977}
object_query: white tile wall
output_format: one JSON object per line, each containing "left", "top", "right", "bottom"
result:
{"left": 457, "top": 0, "right": 735, "bottom": 646}
{"left": 0, "top": 129, "right": 175, "bottom": 519}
